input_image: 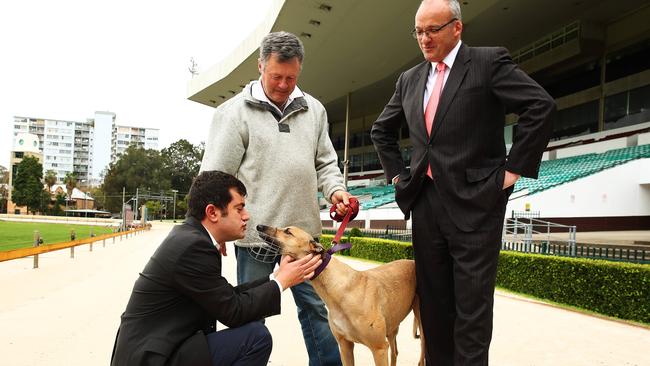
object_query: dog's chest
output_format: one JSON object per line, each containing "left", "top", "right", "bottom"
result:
{"left": 328, "top": 301, "right": 386, "bottom": 344}
{"left": 329, "top": 307, "right": 354, "bottom": 334}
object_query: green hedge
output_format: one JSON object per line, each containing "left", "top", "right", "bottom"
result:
{"left": 320, "top": 234, "right": 650, "bottom": 324}
{"left": 497, "top": 252, "right": 650, "bottom": 323}
{"left": 320, "top": 234, "right": 413, "bottom": 263}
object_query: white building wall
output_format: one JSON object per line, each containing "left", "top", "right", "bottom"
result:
{"left": 555, "top": 137, "right": 628, "bottom": 159}
{"left": 72, "top": 120, "right": 93, "bottom": 182}
{"left": 92, "top": 111, "right": 114, "bottom": 180}
{"left": 507, "top": 158, "right": 650, "bottom": 218}
{"left": 144, "top": 128, "right": 160, "bottom": 150}
{"left": 638, "top": 132, "right": 650, "bottom": 145}
{"left": 43, "top": 119, "right": 75, "bottom": 181}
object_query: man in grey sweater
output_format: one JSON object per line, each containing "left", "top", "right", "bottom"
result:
{"left": 200, "top": 31, "right": 352, "bottom": 366}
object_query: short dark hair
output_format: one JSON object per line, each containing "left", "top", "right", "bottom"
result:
{"left": 187, "top": 171, "right": 247, "bottom": 221}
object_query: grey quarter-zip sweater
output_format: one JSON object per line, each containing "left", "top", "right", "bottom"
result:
{"left": 200, "top": 81, "right": 345, "bottom": 245}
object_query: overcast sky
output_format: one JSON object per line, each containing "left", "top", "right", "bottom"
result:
{"left": 0, "top": 0, "right": 273, "bottom": 169}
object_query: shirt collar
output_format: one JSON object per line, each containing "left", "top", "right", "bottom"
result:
{"left": 201, "top": 223, "right": 221, "bottom": 250}
{"left": 251, "top": 79, "right": 304, "bottom": 114}
{"left": 432, "top": 39, "right": 462, "bottom": 71}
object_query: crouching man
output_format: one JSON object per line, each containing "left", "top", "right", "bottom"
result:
{"left": 111, "top": 170, "right": 322, "bottom": 366}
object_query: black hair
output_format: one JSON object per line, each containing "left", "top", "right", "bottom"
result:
{"left": 186, "top": 171, "right": 247, "bottom": 221}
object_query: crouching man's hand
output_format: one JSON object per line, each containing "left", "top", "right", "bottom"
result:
{"left": 273, "top": 254, "right": 322, "bottom": 290}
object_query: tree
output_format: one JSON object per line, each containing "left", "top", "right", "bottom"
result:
{"left": 12, "top": 156, "right": 44, "bottom": 214}
{"left": 88, "top": 186, "right": 106, "bottom": 210}
{"left": 0, "top": 165, "right": 8, "bottom": 213}
{"left": 46, "top": 192, "right": 66, "bottom": 216}
{"left": 161, "top": 139, "right": 203, "bottom": 193}
{"left": 44, "top": 170, "right": 57, "bottom": 192}
{"left": 0, "top": 165, "right": 8, "bottom": 184}
{"left": 145, "top": 200, "right": 162, "bottom": 220}
{"left": 102, "top": 146, "right": 171, "bottom": 213}
{"left": 64, "top": 172, "right": 78, "bottom": 200}
{"left": 0, "top": 185, "right": 7, "bottom": 214}
{"left": 161, "top": 139, "right": 204, "bottom": 218}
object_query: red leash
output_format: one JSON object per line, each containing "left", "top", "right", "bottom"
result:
{"left": 329, "top": 197, "right": 360, "bottom": 244}
{"left": 312, "top": 197, "right": 360, "bottom": 279}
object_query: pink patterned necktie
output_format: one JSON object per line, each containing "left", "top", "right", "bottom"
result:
{"left": 424, "top": 62, "right": 447, "bottom": 178}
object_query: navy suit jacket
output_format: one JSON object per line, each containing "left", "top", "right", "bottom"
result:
{"left": 371, "top": 44, "right": 555, "bottom": 231}
{"left": 111, "top": 217, "right": 280, "bottom": 366}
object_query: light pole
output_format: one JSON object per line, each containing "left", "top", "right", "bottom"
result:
{"left": 171, "top": 189, "right": 178, "bottom": 222}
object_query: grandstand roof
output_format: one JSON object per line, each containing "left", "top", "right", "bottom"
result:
{"left": 187, "top": 0, "right": 647, "bottom": 119}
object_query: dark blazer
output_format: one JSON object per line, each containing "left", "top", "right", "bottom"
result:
{"left": 371, "top": 44, "right": 555, "bottom": 231}
{"left": 111, "top": 217, "right": 281, "bottom": 366}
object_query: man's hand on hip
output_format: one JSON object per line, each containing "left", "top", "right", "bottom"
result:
{"left": 503, "top": 170, "right": 520, "bottom": 189}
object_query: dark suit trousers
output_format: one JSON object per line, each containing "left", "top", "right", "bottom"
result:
{"left": 412, "top": 179, "right": 504, "bottom": 366}
{"left": 206, "top": 322, "right": 272, "bottom": 366}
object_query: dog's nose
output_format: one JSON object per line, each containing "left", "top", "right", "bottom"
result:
{"left": 256, "top": 224, "right": 268, "bottom": 232}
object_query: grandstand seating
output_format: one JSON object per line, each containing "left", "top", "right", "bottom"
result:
{"left": 348, "top": 185, "right": 395, "bottom": 209}
{"left": 320, "top": 144, "right": 650, "bottom": 210}
{"left": 515, "top": 144, "right": 650, "bottom": 194}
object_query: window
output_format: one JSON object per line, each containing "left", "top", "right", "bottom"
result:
{"left": 551, "top": 100, "right": 599, "bottom": 140}
{"left": 533, "top": 60, "right": 601, "bottom": 99}
{"left": 605, "top": 85, "right": 650, "bottom": 130}
{"left": 350, "top": 154, "right": 363, "bottom": 173}
{"left": 349, "top": 132, "right": 363, "bottom": 148}
{"left": 605, "top": 39, "right": 650, "bottom": 82}
{"left": 401, "top": 146, "right": 413, "bottom": 163}
{"left": 363, "top": 151, "right": 382, "bottom": 171}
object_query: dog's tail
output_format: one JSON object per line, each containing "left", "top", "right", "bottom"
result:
{"left": 412, "top": 312, "right": 420, "bottom": 339}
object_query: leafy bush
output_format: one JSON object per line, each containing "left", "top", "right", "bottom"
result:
{"left": 320, "top": 234, "right": 650, "bottom": 324}
{"left": 497, "top": 251, "right": 650, "bottom": 323}
{"left": 321, "top": 234, "right": 413, "bottom": 262}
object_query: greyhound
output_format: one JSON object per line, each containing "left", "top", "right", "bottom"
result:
{"left": 257, "top": 224, "right": 425, "bottom": 366}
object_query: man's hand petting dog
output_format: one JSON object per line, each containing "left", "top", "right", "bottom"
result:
{"left": 274, "top": 254, "right": 322, "bottom": 290}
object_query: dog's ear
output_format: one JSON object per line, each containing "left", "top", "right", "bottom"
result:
{"left": 310, "top": 239, "right": 324, "bottom": 253}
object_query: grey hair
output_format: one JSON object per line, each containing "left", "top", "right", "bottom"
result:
{"left": 421, "top": 0, "right": 463, "bottom": 21}
{"left": 259, "top": 31, "right": 305, "bottom": 66}
{"left": 447, "top": 0, "right": 462, "bottom": 21}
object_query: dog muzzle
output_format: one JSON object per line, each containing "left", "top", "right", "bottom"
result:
{"left": 248, "top": 230, "right": 283, "bottom": 263}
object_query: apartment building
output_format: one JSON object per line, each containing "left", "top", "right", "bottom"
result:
{"left": 110, "top": 124, "right": 159, "bottom": 163}
{"left": 12, "top": 116, "right": 92, "bottom": 183}
{"left": 11, "top": 111, "right": 158, "bottom": 184}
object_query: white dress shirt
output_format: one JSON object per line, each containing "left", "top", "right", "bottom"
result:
{"left": 202, "top": 223, "right": 284, "bottom": 292}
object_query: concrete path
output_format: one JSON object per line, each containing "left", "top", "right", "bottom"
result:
{"left": 0, "top": 222, "right": 648, "bottom": 365}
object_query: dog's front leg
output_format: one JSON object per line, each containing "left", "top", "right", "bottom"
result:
{"left": 369, "top": 342, "right": 389, "bottom": 366}
{"left": 335, "top": 336, "right": 355, "bottom": 366}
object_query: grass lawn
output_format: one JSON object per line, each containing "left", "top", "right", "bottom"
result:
{"left": 0, "top": 221, "right": 115, "bottom": 251}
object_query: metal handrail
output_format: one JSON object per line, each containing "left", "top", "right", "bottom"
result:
{"left": 503, "top": 217, "right": 577, "bottom": 255}
{"left": 0, "top": 227, "right": 148, "bottom": 264}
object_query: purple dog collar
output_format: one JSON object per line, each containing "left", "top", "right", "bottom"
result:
{"left": 311, "top": 242, "right": 351, "bottom": 279}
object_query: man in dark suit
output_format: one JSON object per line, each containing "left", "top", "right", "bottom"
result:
{"left": 371, "top": 0, "right": 555, "bottom": 364}
{"left": 111, "top": 171, "right": 322, "bottom": 366}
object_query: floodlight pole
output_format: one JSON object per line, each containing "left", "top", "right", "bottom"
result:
{"left": 135, "top": 187, "right": 139, "bottom": 221}
{"left": 122, "top": 187, "right": 126, "bottom": 230}
{"left": 171, "top": 189, "right": 178, "bottom": 222}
